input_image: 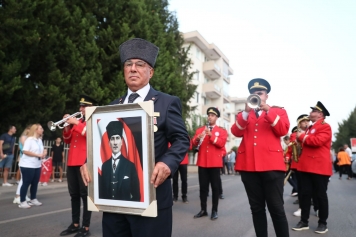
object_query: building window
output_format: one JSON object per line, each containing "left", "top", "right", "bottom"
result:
{"left": 194, "top": 70, "right": 200, "bottom": 81}
{"left": 195, "top": 92, "right": 199, "bottom": 103}
{"left": 196, "top": 47, "right": 201, "bottom": 60}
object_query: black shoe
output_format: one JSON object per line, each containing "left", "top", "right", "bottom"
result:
{"left": 173, "top": 197, "right": 178, "bottom": 202}
{"left": 182, "top": 197, "right": 189, "bottom": 203}
{"left": 293, "top": 199, "right": 299, "bottom": 204}
{"left": 219, "top": 194, "right": 224, "bottom": 199}
{"left": 74, "top": 227, "right": 90, "bottom": 237}
{"left": 211, "top": 211, "right": 218, "bottom": 220}
{"left": 194, "top": 210, "right": 208, "bottom": 218}
{"left": 315, "top": 223, "right": 328, "bottom": 234}
{"left": 292, "top": 221, "right": 309, "bottom": 231}
{"left": 60, "top": 223, "right": 80, "bottom": 236}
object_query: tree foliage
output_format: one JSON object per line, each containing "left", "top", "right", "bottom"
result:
{"left": 332, "top": 106, "right": 356, "bottom": 151}
{"left": 0, "top": 0, "right": 195, "bottom": 139}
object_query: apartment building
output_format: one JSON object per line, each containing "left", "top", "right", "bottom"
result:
{"left": 183, "top": 31, "right": 246, "bottom": 150}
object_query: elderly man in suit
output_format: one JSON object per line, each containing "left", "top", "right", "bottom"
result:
{"left": 80, "top": 38, "right": 190, "bottom": 237}
{"left": 99, "top": 120, "right": 140, "bottom": 201}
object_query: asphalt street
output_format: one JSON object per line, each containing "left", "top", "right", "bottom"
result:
{"left": 1, "top": 170, "right": 355, "bottom": 237}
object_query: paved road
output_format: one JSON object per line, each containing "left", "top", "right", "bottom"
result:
{"left": 1, "top": 171, "right": 355, "bottom": 237}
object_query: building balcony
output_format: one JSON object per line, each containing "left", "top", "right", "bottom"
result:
{"left": 202, "top": 82, "right": 221, "bottom": 99}
{"left": 203, "top": 61, "right": 221, "bottom": 79}
{"left": 223, "top": 92, "right": 230, "bottom": 103}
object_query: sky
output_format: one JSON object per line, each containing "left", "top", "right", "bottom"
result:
{"left": 168, "top": 0, "right": 356, "bottom": 140}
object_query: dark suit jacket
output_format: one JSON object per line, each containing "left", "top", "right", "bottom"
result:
{"left": 110, "top": 86, "right": 190, "bottom": 209}
{"left": 99, "top": 155, "right": 140, "bottom": 201}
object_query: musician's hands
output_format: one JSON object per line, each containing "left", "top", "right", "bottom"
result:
{"left": 80, "top": 164, "right": 91, "bottom": 186}
{"left": 259, "top": 103, "right": 270, "bottom": 112}
{"left": 150, "top": 162, "right": 171, "bottom": 188}
{"left": 66, "top": 116, "right": 79, "bottom": 125}
{"left": 197, "top": 132, "right": 206, "bottom": 140}
{"left": 204, "top": 127, "right": 212, "bottom": 136}
{"left": 244, "top": 103, "right": 252, "bottom": 112}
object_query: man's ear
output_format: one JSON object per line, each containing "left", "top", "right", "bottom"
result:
{"left": 150, "top": 68, "right": 154, "bottom": 78}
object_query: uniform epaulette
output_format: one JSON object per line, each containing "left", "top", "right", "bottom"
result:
{"left": 271, "top": 106, "right": 284, "bottom": 109}
{"left": 321, "top": 120, "right": 327, "bottom": 125}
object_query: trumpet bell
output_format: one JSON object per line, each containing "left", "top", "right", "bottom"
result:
{"left": 247, "top": 94, "right": 261, "bottom": 109}
{"left": 47, "top": 121, "right": 57, "bottom": 132}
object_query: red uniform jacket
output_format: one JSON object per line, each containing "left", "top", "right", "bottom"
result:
{"left": 231, "top": 106, "right": 290, "bottom": 171}
{"left": 297, "top": 119, "right": 332, "bottom": 176}
{"left": 192, "top": 125, "right": 227, "bottom": 168}
{"left": 63, "top": 120, "right": 87, "bottom": 166}
{"left": 289, "top": 132, "right": 299, "bottom": 170}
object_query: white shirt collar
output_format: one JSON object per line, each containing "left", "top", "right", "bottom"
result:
{"left": 112, "top": 152, "right": 121, "bottom": 159}
{"left": 124, "top": 83, "right": 151, "bottom": 104}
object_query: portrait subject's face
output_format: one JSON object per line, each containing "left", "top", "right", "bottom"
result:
{"left": 109, "top": 135, "right": 122, "bottom": 155}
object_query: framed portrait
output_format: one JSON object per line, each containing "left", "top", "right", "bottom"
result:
{"left": 86, "top": 101, "right": 157, "bottom": 217}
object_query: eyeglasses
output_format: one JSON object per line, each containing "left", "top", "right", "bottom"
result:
{"left": 124, "top": 61, "right": 149, "bottom": 69}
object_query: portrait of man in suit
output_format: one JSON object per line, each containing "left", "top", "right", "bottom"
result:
{"left": 99, "top": 120, "right": 141, "bottom": 201}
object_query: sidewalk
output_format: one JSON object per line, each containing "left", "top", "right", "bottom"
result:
{"left": 0, "top": 177, "right": 68, "bottom": 196}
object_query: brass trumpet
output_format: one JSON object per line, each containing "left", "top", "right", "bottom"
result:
{"left": 47, "top": 112, "right": 83, "bottom": 131}
{"left": 246, "top": 94, "right": 261, "bottom": 109}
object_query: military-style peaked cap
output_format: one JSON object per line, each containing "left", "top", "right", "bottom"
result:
{"left": 207, "top": 107, "right": 220, "bottom": 117}
{"left": 248, "top": 78, "right": 271, "bottom": 94}
{"left": 79, "top": 95, "right": 97, "bottom": 106}
{"left": 297, "top": 114, "right": 310, "bottom": 124}
{"left": 310, "top": 101, "right": 330, "bottom": 116}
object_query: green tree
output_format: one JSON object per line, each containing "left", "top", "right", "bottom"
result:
{"left": 0, "top": 0, "right": 195, "bottom": 138}
{"left": 333, "top": 106, "right": 356, "bottom": 151}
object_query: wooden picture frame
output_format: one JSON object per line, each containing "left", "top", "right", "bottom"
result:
{"left": 85, "top": 101, "right": 157, "bottom": 217}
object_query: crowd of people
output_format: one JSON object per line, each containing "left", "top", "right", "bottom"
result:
{"left": 0, "top": 38, "right": 354, "bottom": 237}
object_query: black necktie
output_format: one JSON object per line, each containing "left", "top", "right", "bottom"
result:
{"left": 255, "top": 109, "right": 260, "bottom": 118}
{"left": 209, "top": 126, "right": 213, "bottom": 131}
{"left": 128, "top": 92, "right": 139, "bottom": 103}
{"left": 112, "top": 157, "right": 119, "bottom": 170}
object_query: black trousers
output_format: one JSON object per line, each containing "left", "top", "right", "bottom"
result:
{"left": 241, "top": 171, "right": 289, "bottom": 237}
{"left": 198, "top": 167, "right": 220, "bottom": 212}
{"left": 286, "top": 170, "right": 298, "bottom": 193}
{"left": 172, "top": 164, "right": 188, "bottom": 198}
{"left": 339, "top": 164, "right": 352, "bottom": 178}
{"left": 299, "top": 172, "right": 329, "bottom": 225}
{"left": 67, "top": 166, "right": 92, "bottom": 227}
{"left": 102, "top": 207, "right": 172, "bottom": 237}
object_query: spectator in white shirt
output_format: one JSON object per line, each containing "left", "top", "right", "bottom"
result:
{"left": 344, "top": 144, "right": 353, "bottom": 162}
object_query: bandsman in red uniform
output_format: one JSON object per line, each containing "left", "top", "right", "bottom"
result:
{"left": 193, "top": 107, "right": 227, "bottom": 220}
{"left": 231, "top": 78, "right": 290, "bottom": 237}
{"left": 292, "top": 101, "right": 332, "bottom": 234}
{"left": 60, "top": 95, "right": 97, "bottom": 237}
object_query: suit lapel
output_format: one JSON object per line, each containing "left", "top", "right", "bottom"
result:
{"left": 144, "top": 87, "right": 159, "bottom": 103}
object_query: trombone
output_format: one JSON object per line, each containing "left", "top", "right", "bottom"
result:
{"left": 47, "top": 112, "right": 83, "bottom": 131}
{"left": 246, "top": 94, "right": 261, "bottom": 109}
